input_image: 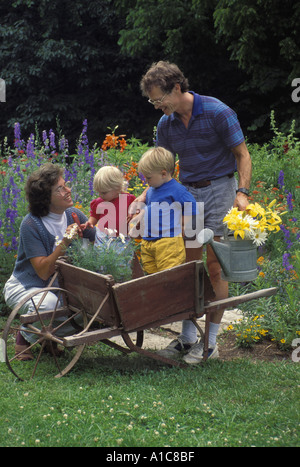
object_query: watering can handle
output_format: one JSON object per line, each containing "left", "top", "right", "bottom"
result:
{"left": 197, "top": 228, "right": 214, "bottom": 245}
{"left": 223, "top": 225, "right": 230, "bottom": 240}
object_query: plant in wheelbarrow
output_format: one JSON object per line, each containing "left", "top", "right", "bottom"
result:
{"left": 66, "top": 230, "right": 138, "bottom": 283}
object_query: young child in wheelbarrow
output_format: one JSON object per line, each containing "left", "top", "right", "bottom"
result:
{"left": 81, "top": 165, "right": 136, "bottom": 252}
{"left": 130, "top": 146, "right": 201, "bottom": 360}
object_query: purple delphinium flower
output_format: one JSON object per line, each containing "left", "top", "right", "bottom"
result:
{"left": 9, "top": 176, "right": 21, "bottom": 209}
{"left": 42, "top": 130, "right": 49, "bottom": 151}
{"left": 81, "top": 119, "right": 89, "bottom": 147}
{"left": 139, "top": 172, "right": 147, "bottom": 186}
{"left": 277, "top": 170, "right": 284, "bottom": 189}
{"left": 280, "top": 224, "right": 293, "bottom": 249}
{"left": 6, "top": 208, "right": 18, "bottom": 223}
{"left": 286, "top": 192, "right": 293, "bottom": 211}
{"left": 49, "top": 129, "right": 56, "bottom": 150}
{"left": 11, "top": 236, "right": 18, "bottom": 250}
{"left": 59, "top": 136, "right": 69, "bottom": 155}
{"left": 5, "top": 208, "right": 19, "bottom": 242}
{"left": 14, "top": 122, "right": 24, "bottom": 150}
{"left": 26, "top": 134, "right": 35, "bottom": 158}
{"left": 282, "top": 252, "right": 293, "bottom": 271}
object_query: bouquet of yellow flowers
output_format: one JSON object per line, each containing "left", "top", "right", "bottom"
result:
{"left": 223, "top": 200, "right": 284, "bottom": 246}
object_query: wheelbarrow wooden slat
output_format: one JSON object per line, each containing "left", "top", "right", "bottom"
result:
{"left": 20, "top": 307, "right": 70, "bottom": 324}
{"left": 112, "top": 261, "right": 205, "bottom": 332}
{"left": 121, "top": 310, "right": 198, "bottom": 334}
{"left": 63, "top": 326, "right": 122, "bottom": 347}
{"left": 57, "top": 260, "right": 118, "bottom": 326}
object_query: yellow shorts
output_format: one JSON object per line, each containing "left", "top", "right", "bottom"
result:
{"left": 141, "top": 237, "right": 186, "bottom": 275}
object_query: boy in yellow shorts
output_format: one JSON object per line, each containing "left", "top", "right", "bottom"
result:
{"left": 136, "top": 147, "right": 199, "bottom": 355}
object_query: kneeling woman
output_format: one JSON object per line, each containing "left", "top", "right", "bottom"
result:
{"left": 3, "top": 163, "right": 95, "bottom": 360}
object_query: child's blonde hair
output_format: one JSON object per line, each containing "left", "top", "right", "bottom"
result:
{"left": 138, "top": 146, "right": 175, "bottom": 176}
{"left": 93, "top": 166, "right": 127, "bottom": 194}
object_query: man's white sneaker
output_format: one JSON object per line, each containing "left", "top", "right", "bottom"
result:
{"left": 157, "top": 338, "right": 197, "bottom": 359}
{"left": 183, "top": 342, "right": 219, "bottom": 364}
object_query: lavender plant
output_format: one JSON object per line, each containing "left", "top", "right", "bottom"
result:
{"left": 67, "top": 235, "right": 137, "bottom": 283}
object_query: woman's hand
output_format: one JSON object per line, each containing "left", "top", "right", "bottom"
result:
{"left": 61, "top": 223, "right": 80, "bottom": 246}
{"left": 30, "top": 223, "right": 80, "bottom": 281}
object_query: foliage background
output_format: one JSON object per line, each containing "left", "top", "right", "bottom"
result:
{"left": 0, "top": 0, "right": 300, "bottom": 149}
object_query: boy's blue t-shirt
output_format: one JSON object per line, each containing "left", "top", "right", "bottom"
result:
{"left": 142, "top": 178, "right": 197, "bottom": 240}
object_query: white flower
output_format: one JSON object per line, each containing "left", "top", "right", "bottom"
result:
{"left": 55, "top": 225, "right": 78, "bottom": 246}
{"left": 119, "top": 233, "right": 126, "bottom": 244}
{"left": 243, "top": 214, "right": 259, "bottom": 229}
{"left": 249, "top": 229, "right": 268, "bottom": 246}
{"left": 105, "top": 228, "right": 117, "bottom": 237}
{"left": 55, "top": 235, "right": 61, "bottom": 246}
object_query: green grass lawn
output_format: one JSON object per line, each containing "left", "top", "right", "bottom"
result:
{"left": 0, "top": 342, "right": 299, "bottom": 448}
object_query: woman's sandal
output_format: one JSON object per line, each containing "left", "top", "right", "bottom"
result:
{"left": 14, "top": 342, "right": 64, "bottom": 361}
{"left": 15, "top": 344, "right": 34, "bottom": 361}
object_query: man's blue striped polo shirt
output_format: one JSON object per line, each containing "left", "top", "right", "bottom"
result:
{"left": 156, "top": 92, "right": 245, "bottom": 183}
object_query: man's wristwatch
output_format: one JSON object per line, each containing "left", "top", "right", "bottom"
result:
{"left": 236, "top": 188, "right": 250, "bottom": 196}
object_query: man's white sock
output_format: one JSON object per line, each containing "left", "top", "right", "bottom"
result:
{"left": 180, "top": 319, "right": 198, "bottom": 344}
{"left": 208, "top": 322, "right": 220, "bottom": 348}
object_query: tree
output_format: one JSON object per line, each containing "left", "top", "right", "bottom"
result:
{"left": 213, "top": 0, "right": 300, "bottom": 134}
{"left": 0, "top": 0, "right": 153, "bottom": 148}
{"left": 117, "top": 0, "right": 246, "bottom": 101}
{"left": 117, "top": 0, "right": 300, "bottom": 139}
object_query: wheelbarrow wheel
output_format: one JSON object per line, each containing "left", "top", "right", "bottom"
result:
{"left": 2, "top": 287, "right": 88, "bottom": 381}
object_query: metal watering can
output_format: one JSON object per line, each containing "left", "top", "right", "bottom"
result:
{"left": 198, "top": 228, "right": 258, "bottom": 282}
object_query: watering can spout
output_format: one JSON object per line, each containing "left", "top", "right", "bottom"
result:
{"left": 197, "top": 228, "right": 231, "bottom": 277}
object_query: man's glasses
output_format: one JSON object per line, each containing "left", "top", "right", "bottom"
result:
{"left": 55, "top": 181, "right": 72, "bottom": 196}
{"left": 148, "top": 93, "right": 168, "bottom": 105}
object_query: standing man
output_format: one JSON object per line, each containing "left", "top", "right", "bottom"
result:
{"left": 140, "top": 61, "right": 252, "bottom": 363}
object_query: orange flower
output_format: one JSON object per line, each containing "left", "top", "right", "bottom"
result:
{"left": 119, "top": 137, "right": 127, "bottom": 152}
{"left": 123, "top": 161, "right": 138, "bottom": 181}
{"left": 174, "top": 160, "right": 180, "bottom": 180}
{"left": 102, "top": 133, "right": 127, "bottom": 152}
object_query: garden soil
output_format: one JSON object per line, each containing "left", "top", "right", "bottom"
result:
{"left": 111, "top": 309, "right": 291, "bottom": 363}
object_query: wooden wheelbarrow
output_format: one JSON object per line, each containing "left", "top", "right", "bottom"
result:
{"left": 1, "top": 258, "right": 277, "bottom": 380}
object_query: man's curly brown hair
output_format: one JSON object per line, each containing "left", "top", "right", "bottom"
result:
{"left": 140, "top": 61, "right": 189, "bottom": 96}
{"left": 25, "top": 163, "right": 64, "bottom": 217}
